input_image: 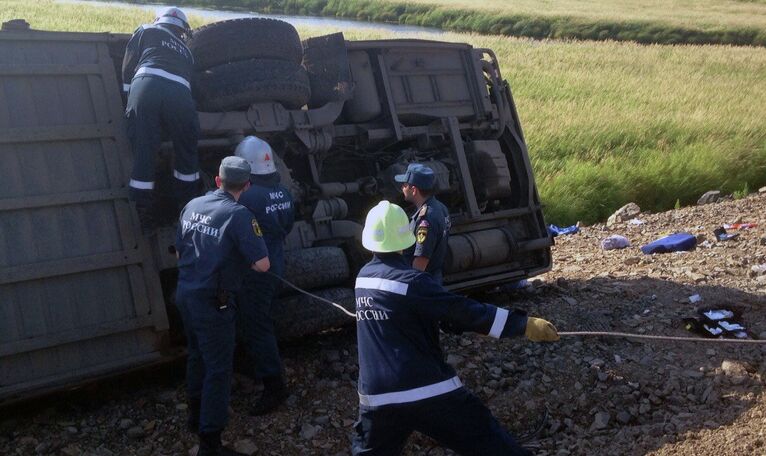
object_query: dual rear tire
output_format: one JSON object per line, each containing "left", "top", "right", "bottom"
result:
{"left": 190, "top": 18, "right": 311, "bottom": 111}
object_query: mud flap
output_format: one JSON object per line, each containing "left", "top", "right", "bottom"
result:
{"left": 302, "top": 32, "right": 353, "bottom": 107}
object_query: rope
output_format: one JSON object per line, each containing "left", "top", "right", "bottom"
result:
{"left": 268, "top": 273, "right": 766, "bottom": 344}
{"left": 559, "top": 331, "right": 766, "bottom": 344}
{"left": 268, "top": 271, "right": 357, "bottom": 318}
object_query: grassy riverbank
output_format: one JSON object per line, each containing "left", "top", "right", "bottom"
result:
{"left": 4, "top": 0, "right": 766, "bottom": 224}
{"left": 118, "top": 0, "right": 766, "bottom": 47}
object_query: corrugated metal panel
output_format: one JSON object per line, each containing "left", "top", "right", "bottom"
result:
{"left": 0, "top": 29, "right": 169, "bottom": 402}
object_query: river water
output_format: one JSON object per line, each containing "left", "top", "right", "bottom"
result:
{"left": 56, "top": 0, "right": 444, "bottom": 35}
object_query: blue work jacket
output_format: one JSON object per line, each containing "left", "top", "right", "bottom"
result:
{"left": 354, "top": 253, "right": 527, "bottom": 408}
{"left": 122, "top": 24, "right": 194, "bottom": 91}
{"left": 238, "top": 173, "right": 294, "bottom": 275}
{"left": 176, "top": 189, "right": 268, "bottom": 294}
{"left": 404, "top": 196, "right": 451, "bottom": 281}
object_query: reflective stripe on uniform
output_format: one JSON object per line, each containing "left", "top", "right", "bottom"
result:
{"left": 488, "top": 307, "right": 509, "bottom": 339}
{"left": 129, "top": 179, "right": 155, "bottom": 190}
{"left": 174, "top": 170, "right": 200, "bottom": 182}
{"left": 358, "top": 376, "right": 462, "bottom": 407}
{"left": 134, "top": 66, "right": 190, "bottom": 90}
{"left": 355, "top": 277, "right": 409, "bottom": 296}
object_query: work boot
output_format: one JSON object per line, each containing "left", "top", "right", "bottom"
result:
{"left": 249, "top": 376, "right": 289, "bottom": 416}
{"left": 198, "top": 431, "right": 247, "bottom": 456}
{"left": 186, "top": 397, "right": 201, "bottom": 434}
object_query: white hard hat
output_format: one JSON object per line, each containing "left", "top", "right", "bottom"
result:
{"left": 234, "top": 136, "right": 277, "bottom": 175}
{"left": 155, "top": 7, "right": 190, "bottom": 32}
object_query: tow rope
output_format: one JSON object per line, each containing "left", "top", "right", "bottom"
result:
{"left": 270, "top": 273, "right": 766, "bottom": 344}
{"left": 268, "top": 271, "right": 357, "bottom": 318}
{"left": 558, "top": 331, "right": 766, "bottom": 343}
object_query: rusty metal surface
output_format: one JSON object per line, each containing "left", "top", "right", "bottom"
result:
{"left": 0, "top": 29, "right": 169, "bottom": 403}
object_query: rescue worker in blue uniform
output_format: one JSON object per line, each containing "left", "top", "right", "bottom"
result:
{"left": 176, "top": 156, "right": 270, "bottom": 456}
{"left": 122, "top": 7, "right": 199, "bottom": 231}
{"left": 395, "top": 163, "right": 451, "bottom": 284}
{"left": 352, "top": 201, "right": 559, "bottom": 456}
{"left": 234, "top": 136, "right": 295, "bottom": 415}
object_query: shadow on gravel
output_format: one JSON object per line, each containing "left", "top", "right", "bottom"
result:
{"left": 473, "top": 276, "right": 766, "bottom": 456}
{"left": 0, "top": 277, "right": 762, "bottom": 456}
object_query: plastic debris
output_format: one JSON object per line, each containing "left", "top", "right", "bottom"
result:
{"left": 688, "top": 294, "right": 702, "bottom": 304}
{"left": 601, "top": 235, "right": 631, "bottom": 250}
{"left": 719, "top": 321, "right": 745, "bottom": 331}
{"left": 547, "top": 224, "right": 579, "bottom": 237}
{"left": 723, "top": 223, "right": 758, "bottom": 230}
{"left": 703, "top": 325, "right": 723, "bottom": 336}
{"left": 703, "top": 309, "right": 734, "bottom": 320}
{"left": 640, "top": 233, "right": 696, "bottom": 255}
{"left": 627, "top": 218, "right": 645, "bottom": 226}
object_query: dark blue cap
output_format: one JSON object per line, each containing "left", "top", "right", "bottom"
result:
{"left": 394, "top": 163, "right": 435, "bottom": 190}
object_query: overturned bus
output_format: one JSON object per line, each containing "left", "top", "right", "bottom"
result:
{"left": 0, "top": 18, "right": 552, "bottom": 404}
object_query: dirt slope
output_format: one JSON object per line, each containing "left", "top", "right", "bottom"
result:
{"left": 1, "top": 193, "right": 765, "bottom": 456}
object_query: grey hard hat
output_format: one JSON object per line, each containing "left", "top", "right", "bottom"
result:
{"left": 219, "top": 156, "right": 251, "bottom": 185}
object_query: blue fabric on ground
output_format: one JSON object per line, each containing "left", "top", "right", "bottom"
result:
{"left": 640, "top": 233, "right": 697, "bottom": 255}
{"left": 547, "top": 224, "right": 579, "bottom": 237}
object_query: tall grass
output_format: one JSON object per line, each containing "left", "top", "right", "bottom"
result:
{"left": 116, "top": 0, "right": 766, "bottom": 46}
{"left": 4, "top": 1, "right": 766, "bottom": 224}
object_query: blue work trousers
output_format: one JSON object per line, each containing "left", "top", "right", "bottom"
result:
{"left": 176, "top": 290, "right": 236, "bottom": 434}
{"left": 125, "top": 75, "right": 200, "bottom": 206}
{"left": 237, "top": 243, "right": 284, "bottom": 379}
{"left": 351, "top": 388, "right": 531, "bottom": 456}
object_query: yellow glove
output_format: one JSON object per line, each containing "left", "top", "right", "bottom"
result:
{"left": 525, "top": 317, "right": 560, "bottom": 342}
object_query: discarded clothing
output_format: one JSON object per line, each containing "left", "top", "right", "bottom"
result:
{"left": 548, "top": 224, "right": 579, "bottom": 237}
{"left": 713, "top": 227, "right": 739, "bottom": 242}
{"left": 601, "top": 235, "right": 631, "bottom": 250}
{"left": 640, "top": 233, "right": 696, "bottom": 255}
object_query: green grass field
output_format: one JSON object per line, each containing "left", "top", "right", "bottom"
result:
{"left": 4, "top": 0, "right": 765, "bottom": 224}
{"left": 115, "top": 0, "right": 766, "bottom": 46}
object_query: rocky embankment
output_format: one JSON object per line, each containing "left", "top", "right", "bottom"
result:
{"left": 1, "top": 192, "right": 765, "bottom": 456}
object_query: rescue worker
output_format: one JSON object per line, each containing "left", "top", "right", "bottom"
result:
{"left": 122, "top": 7, "right": 199, "bottom": 231}
{"left": 234, "top": 136, "right": 295, "bottom": 415}
{"left": 395, "top": 163, "right": 451, "bottom": 284}
{"left": 352, "top": 200, "right": 559, "bottom": 456}
{"left": 175, "top": 156, "right": 270, "bottom": 456}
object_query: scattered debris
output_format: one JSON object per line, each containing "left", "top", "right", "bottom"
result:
{"left": 548, "top": 224, "right": 579, "bottom": 237}
{"left": 713, "top": 227, "right": 738, "bottom": 242}
{"left": 640, "top": 233, "right": 697, "bottom": 254}
{"left": 601, "top": 235, "right": 631, "bottom": 250}
{"left": 723, "top": 223, "right": 758, "bottom": 230}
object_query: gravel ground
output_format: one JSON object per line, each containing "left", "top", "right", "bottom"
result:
{"left": 1, "top": 192, "right": 765, "bottom": 456}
